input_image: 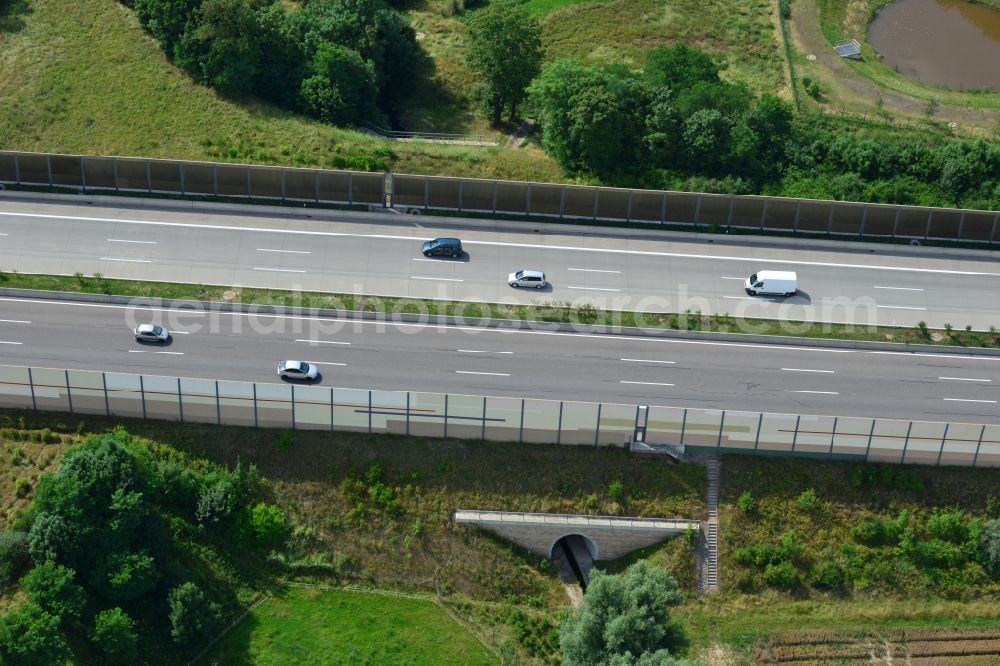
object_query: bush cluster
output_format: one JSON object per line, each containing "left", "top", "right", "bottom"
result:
{"left": 734, "top": 502, "right": 1000, "bottom": 596}
{"left": 123, "top": 0, "right": 419, "bottom": 126}
{"left": 528, "top": 44, "right": 1000, "bottom": 211}
{"left": 0, "top": 427, "right": 288, "bottom": 663}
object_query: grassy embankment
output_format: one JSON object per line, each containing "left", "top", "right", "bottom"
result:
{"left": 2, "top": 412, "right": 999, "bottom": 664}
{"left": 0, "top": 0, "right": 785, "bottom": 181}
{"left": 3, "top": 270, "right": 1000, "bottom": 348}
{"left": 0, "top": 410, "right": 703, "bottom": 664}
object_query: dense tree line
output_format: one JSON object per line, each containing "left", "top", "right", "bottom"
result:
{"left": 527, "top": 45, "right": 1000, "bottom": 211}
{"left": 124, "top": 0, "right": 420, "bottom": 125}
{"left": 0, "top": 428, "right": 287, "bottom": 663}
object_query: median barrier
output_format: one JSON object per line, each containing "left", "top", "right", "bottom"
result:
{"left": 4, "top": 287, "right": 1000, "bottom": 358}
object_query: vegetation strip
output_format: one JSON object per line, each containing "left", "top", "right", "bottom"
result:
{"left": 2, "top": 270, "right": 1000, "bottom": 350}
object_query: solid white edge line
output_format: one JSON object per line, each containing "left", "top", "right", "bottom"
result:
{"left": 412, "top": 276, "right": 464, "bottom": 282}
{"left": 875, "top": 305, "right": 927, "bottom": 310}
{"left": 781, "top": 368, "right": 835, "bottom": 373}
{"left": 0, "top": 341, "right": 23, "bottom": 345}
{"left": 252, "top": 267, "right": 307, "bottom": 273}
{"left": 294, "top": 339, "right": 351, "bottom": 345}
{"left": 127, "top": 350, "right": 184, "bottom": 355}
{"left": 458, "top": 350, "right": 514, "bottom": 354}
{"left": 721, "top": 277, "right": 746, "bottom": 280}
{"left": 100, "top": 257, "right": 152, "bottom": 263}
{"left": 619, "top": 380, "right": 675, "bottom": 386}
{"left": 456, "top": 370, "right": 511, "bottom": 376}
{"left": 873, "top": 286, "right": 924, "bottom": 291}
{"left": 790, "top": 390, "right": 839, "bottom": 395}
{"left": 256, "top": 248, "right": 311, "bottom": 254}
{"left": 107, "top": 239, "right": 157, "bottom": 244}
{"left": 620, "top": 358, "right": 676, "bottom": 364}
{"left": 567, "top": 286, "right": 621, "bottom": 292}
{"left": 567, "top": 268, "right": 622, "bottom": 274}
{"left": 0, "top": 319, "right": 30, "bottom": 324}
{"left": 938, "top": 377, "right": 991, "bottom": 382}
{"left": 943, "top": 398, "right": 997, "bottom": 403}
{"left": 7, "top": 210, "right": 1000, "bottom": 276}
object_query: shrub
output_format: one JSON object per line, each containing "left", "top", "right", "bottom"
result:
{"left": 797, "top": 488, "right": 819, "bottom": 512}
{"left": 802, "top": 76, "right": 820, "bottom": 100}
{"left": 981, "top": 519, "right": 1000, "bottom": 576}
{"left": 0, "top": 531, "right": 30, "bottom": 589}
{"left": 276, "top": 429, "right": 294, "bottom": 452}
{"left": 926, "top": 510, "right": 968, "bottom": 543}
{"left": 91, "top": 608, "right": 138, "bottom": 665}
{"left": 608, "top": 479, "right": 624, "bottom": 502}
{"left": 0, "top": 604, "right": 69, "bottom": 665}
{"left": 14, "top": 477, "right": 31, "bottom": 498}
{"left": 916, "top": 320, "right": 930, "bottom": 339}
{"left": 21, "top": 561, "right": 86, "bottom": 622}
{"left": 168, "top": 582, "right": 221, "bottom": 645}
{"left": 763, "top": 561, "right": 799, "bottom": 589}
{"left": 506, "top": 607, "right": 559, "bottom": 659}
{"left": 852, "top": 465, "right": 923, "bottom": 492}
{"left": 583, "top": 494, "right": 598, "bottom": 511}
{"left": 247, "top": 503, "right": 287, "bottom": 547}
{"left": 813, "top": 560, "right": 844, "bottom": 590}
{"left": 737, "top": 490, "right": 754, "bottom": 513}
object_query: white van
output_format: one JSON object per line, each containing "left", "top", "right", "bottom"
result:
{"left": 744, "top": 270, "right": 797, "bottom": 297}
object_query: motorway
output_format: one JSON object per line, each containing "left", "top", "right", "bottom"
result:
{"left": 0, "top": 296, "right": 998, "bottom": 423}
{"left": 1, "top": 198, "right": 1000, "bottom": 329}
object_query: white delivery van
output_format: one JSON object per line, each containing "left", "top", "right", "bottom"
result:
{"left": 744, "top": 270, "right": 797, "bottom": 297}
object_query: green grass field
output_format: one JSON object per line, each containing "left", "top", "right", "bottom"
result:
{"left": 203, "top": 586, "right": 498, "bottom": 666}
{"left": 2, "top": 412, "right": 999, "bottom": 664}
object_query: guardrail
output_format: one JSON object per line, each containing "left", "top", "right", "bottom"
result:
{"left": 2, "top": 150, "right": 998, "bottom": 245}
{"left": 1, "top": 364, "right": 996, "bottom": 468}
{"left": 358, "top": 122, "right": 499, "bottom": 145}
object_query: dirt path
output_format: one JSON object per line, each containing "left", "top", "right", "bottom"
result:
{"left": 788, "top": 0, "right": 1000, "bottom": 130}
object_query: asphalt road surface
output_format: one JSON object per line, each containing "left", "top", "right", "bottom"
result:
{"left": 1, "top": 199, "right": 999, "bottom": 330}
{"left": 1, "top": 297, "right": 997, "bottom": 423}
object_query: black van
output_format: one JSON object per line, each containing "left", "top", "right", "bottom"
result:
{"left": 421, "top": 237, "right": 463, "bottom": 258}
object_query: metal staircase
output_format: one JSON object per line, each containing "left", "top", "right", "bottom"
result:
{"left": 703, "top": 457, "right": 720, "bottom": 593}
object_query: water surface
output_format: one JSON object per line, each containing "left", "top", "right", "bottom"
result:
{"left": 868, "top": 0, "right": 1000, "bottom": 91}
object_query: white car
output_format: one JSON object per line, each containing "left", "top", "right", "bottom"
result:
{"left": 508, "top": 269, "right": 547, "bottom": 289}
{"left": 277, "top": 360, "right": 319, "bottom": 382}
{"left": 134, "top": 323, "right": 169, "bottom": 343}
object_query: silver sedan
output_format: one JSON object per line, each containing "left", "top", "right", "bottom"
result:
{"left": 134, "top": 323, "right": 169, "bottom": 343}
{"left": 277, "top": 360, "right": 319, "bottom": 381}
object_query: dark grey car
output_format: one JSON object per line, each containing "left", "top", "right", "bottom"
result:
{"left": 421, "top": 238, "right": 463, "bottom": 258}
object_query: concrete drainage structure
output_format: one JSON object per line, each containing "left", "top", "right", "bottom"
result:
{"left": 453, "top": 509, "right": 700, "bottom": 591}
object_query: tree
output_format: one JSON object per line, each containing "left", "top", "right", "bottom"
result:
{"left": 559, "top": 561, "right": 693, "bottom": 666}
{"left": 0, "top": 604, "right": 70, "bottom": 666}
{"left": 134, "top": 0, "right": 204, "bottom": 56}
{"left": 982, "top": 519, "right": 1000, "bottom": 576}
{"left": 91, "top": 608, "right": 138, "bottom": 665}
{"left": 298, "top": 42, "right": 379, "bottom": 125}
{"left": 21, "top": 562, "right": 86, "bottom": 623}
{"left": 644, "top": 44, "right": 721, "bottom": 91}
{"left": 467, "top": 0, "right": 542, "bottom": 124}
{"left": 0, "top": 530, "right": 30, "bottom": 590}
{"left": 168, "top": 582, "right": 221, "bottom": 645}
{"left": 682, "top": 108, "right": 732, "bottom": 173}
{"left": 175, "top": 0, "right": 266, "bottom": 94}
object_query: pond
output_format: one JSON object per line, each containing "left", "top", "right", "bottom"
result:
{"left": 867, "top": 0, "right": 1000, "bottom": 92}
